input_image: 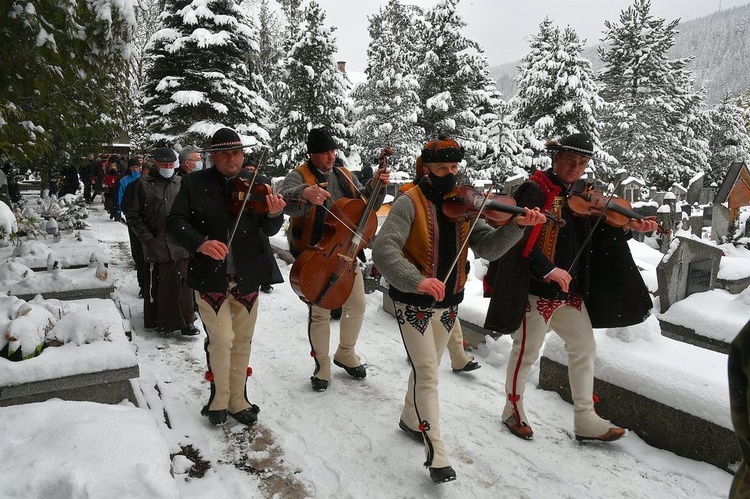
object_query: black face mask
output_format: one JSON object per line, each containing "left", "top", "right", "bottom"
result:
{"left": 428, "top": 172, "right": 457, "bottom": 195}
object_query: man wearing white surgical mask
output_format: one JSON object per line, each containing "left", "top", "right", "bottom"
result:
{"left": 127, "top": 146, "right": 198, "bottom": 337}
{"left": 177, "top": 146, "right": 203, "bottom": 176}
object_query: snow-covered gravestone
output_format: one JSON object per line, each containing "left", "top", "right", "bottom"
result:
{"left": 656, "top": 236, "right": 723, "bottom": 314}
{"left": 0, "top": 296, "right": 139, "bottom": 407}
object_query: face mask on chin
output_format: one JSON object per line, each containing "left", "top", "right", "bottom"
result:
{"left": 159, "top": 168, "right": 175, "bottom": 179}
{"left": 427, "top": 171, "right": 457, "bottom": 195}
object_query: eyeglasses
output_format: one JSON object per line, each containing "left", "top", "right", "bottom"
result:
{"left": 557, "top": 154, "right": 590, "bottom": 169}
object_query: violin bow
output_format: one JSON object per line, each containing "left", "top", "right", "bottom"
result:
{"left": 428, "top": 182, "right": 495, "bottom": 310}
{"left": 225, "top": 148, "right": 266, "bottom": 254}
{"left": 326, "top": 147, "right": 390, "bottom": 239}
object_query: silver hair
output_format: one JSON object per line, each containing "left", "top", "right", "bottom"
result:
{"left": 178, "top": 146, "right": 199, "bottom": 165}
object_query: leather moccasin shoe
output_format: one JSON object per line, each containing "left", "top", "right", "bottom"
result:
{"left": 575, "top": 427, "right": 626, "bottom": 442}
{"left": 452, "top": 360, "right": 481, "bottom": 373}
{"left": 333, "top": 359, "right": 366, "bottom": 379}
{"left": 503, "top": 414, "right": 533, "bottom": 440}
{"left": 429, "top": 466, "right": 457, "bottom": 484}
{"left": 201, "top": 406, "right": 227, "bottom": 426}
{"left": 310, "top": 376, "right": 328, "bottom": 392}
{"left": 398, "top": 419, "right": 424, "bottom": 444}
{"left": 229, "top": 404, "right": 260, "bottom": 426}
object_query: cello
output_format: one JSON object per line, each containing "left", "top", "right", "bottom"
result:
{"left": 289, "top": 149, "right": 389, "bottom": 309}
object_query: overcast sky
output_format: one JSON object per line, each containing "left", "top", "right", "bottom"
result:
{"left": 320, "top": 0, "right": 750, "bottom": 74}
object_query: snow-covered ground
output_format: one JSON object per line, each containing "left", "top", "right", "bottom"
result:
{"left": 0, "top": 198, "right": 740, "bottom": 498}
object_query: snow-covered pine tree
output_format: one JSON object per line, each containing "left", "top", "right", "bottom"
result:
{"left": 598, "top": 0, "right": 703, "bottom": 188}
{"left": 350, "top": 0, "right": 424, "bottom": 172}
{"left": 703, "top": 94, "right": 750, "bottom": 184}
{"left": 1, "top": 0, "right": 134, "bottom": 162}
{"left": 255, "top": 0, "right": 284, "bottom": 103}
{"left": 127, "top": 0, "right": 163, "bottom": 152}
{"left": 415, "top": 0, "right": 484, "bottom": 149}
{"left": 512, "top": 19, "right": 610, "bottom": 171}
{"left": 272, "top": 1, "right": 350, "bottom": 174}
{"left": 457, "top": 47, "right": 529, "bottom": 183}
{"left": 474, "top": 86, "right": 530, "bottom": 183}
{"left": 140, "top": 0, "right": 271, "bottom": 150}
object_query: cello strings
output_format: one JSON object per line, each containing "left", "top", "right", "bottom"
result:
{"left": 319, "top": 203, "right": 359, "bottom": 238}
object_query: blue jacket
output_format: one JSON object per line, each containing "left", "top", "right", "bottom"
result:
{"left": 117, "top": 172, "right": 140, "bottom": 215}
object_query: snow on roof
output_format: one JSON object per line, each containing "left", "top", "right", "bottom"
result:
{"left": 688, "top": 171, "right": 705, "bottom": 187}
{"left": 621, "top": 176, "right": 645, "bottom": 186}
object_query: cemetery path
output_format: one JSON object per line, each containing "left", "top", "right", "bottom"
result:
{"left": 80, "top": 201, "right": 734, "bottom": 498}
{"left": 89, "top": 203, "right": 311, "bottom": 498}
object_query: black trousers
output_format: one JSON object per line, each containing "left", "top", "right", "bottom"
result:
{"left": 143, "top": 258, "right": 194, "bottom": 331}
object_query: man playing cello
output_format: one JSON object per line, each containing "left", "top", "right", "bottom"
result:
{"left": 280, "top": 127, "right": 390, "bottom": 393}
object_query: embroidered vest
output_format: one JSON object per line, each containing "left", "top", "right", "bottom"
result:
{"left": 403, "top": 188, "right": 470, "bottom": 293}
{"left": 522, "top": 171, "right": 563, "bottom": 260}
{"left": 288, "top": 163, "right": 354, "bottom": 256}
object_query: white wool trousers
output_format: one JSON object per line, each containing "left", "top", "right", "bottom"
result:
{"left": 308, "top": 267, "right": 366, "bottom": 381}
{"left": 196, "top": 287, "right": 258, "bottom": 414}
{"left": 394, "top": 301, "right": 457, "bottom": 469}
{"left": 502, "top": 294, "right": 611, "bottom": 437}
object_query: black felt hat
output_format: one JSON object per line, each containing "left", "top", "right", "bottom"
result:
{"left": 307, "top": 128, "right": 338, "bottom": 154}
{"left": 421, "top": 137, "right": 465, "bottom": 163}
{"left": 152, "top": 147, "right": 177, "bottom": 163}
{"left": 204, "top": 127, "right": 253, "bottom": 153}
{"left": 545, "top": 133, "right": 594, "bottom": 158}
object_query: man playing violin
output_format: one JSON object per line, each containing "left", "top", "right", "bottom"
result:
{"left": 279, "top": 127, "right": 390, "bottom": 393}
{"left": 396, "top": 157, "right": 482, "bottom": 374}
{"left": 166, "top": 127, "right": 285, "bottom": 426}
{"left": 372, "top": 137, "right": 546, "bottom": 484}
{"left": 484, "top": 132, "right": 659, "bottom": 443}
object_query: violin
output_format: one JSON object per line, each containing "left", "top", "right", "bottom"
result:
{"left": 227, "top": 177, "right": 273, "bottom": 215}
{"left": 442, "top": 185, "right": 559, "bottom": 227}
{"left": 567, "top": 181, "right": 670, "bottom": 235}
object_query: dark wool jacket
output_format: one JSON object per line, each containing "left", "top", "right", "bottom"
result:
{"left": 165, "top": 167, "right": 284, "bottom": 295}
{"left": 484, "top": 170, "right": 653, "bottom": 333}
{"left": 730, "top": 320, "right": 750, "bottom": 464}
{"left": 127, "top": 169, "right": 189, "bottom": 264}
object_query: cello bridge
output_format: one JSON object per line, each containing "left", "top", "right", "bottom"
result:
{"left": 337, "top": 254, "right": 354, "bottom": 263}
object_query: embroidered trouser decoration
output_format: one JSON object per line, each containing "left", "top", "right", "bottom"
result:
{"left": 200, "top": 292, "right": 226, "bottom": 314}
{"left": 536, "top": 295, "right": 583, "bottom": 323}
{"left": 440, "top": 306, "right": 458, "bottom": 332}
{"left": 394, "top": 301, "right": 452, "bottom": 469}
{"left": 231, "top": 287, "right": 259, "bottom": 314}
{"left": 395, "top": 305, "right": 433, "bottom": 335}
